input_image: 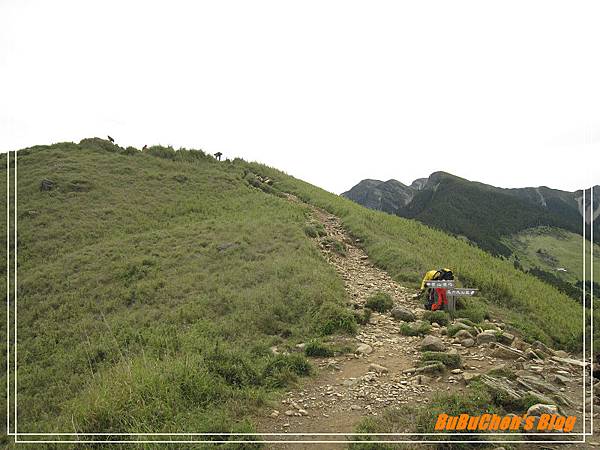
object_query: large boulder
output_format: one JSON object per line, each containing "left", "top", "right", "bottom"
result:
{"left": 476, "top": 330, "right": 498, "bottom": 345}
{"left": 526, "top": 404, "right": 559, "bottom": 417}
{"left": 420, "top": 335, "right": 446, "bottom": 352}
{"left": 390, "top": 306, "right": 416, "bottom": 322}
{"left": 454, "top": 330, "right": 474, "bottom": 341}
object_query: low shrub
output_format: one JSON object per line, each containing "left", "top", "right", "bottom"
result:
{"left": 304, "top": 339, "right": 334, "bottom": 357}
{"left": 399, "top": 322, "right": 431, "bottom": 336}
{"left": 353, "top": 307, "right": 372, "bottom": 325}
{"left": 420, "top": 351, "right": 461, "bottom": 369}
{"left": 314, "top": 302, "right": 358, "bottom": 335}
{"left": 365, "top": 291, "right": 393, "bottom": 313}
{"left": 421, "top": 310, "right": 450, "bottom": 326}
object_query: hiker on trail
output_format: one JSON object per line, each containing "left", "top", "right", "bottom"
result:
{"left": 214, "top": 152, "right": 223, "bottom": 161}
{"left": 420, "top": 268, "right": 453, "bottom": 311}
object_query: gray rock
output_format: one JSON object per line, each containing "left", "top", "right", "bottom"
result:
{"left": 454, "top": 330, "right": 474, "bottom": 340}
{"left": 391, "top": 306, "right": 416, "bottom": 322}
{"left": 497, "top": 332, "right": 515, "bottom": 345}
{"left": 526, "top": 403, "right": 559, "bottom": 417}
{"left": 461, "top": 338, "right": 475, "bottom": 348}
{"left": 420, "top": 335, "right": 446, "bottom": 352}
{"left": 369, "top": 363, "right": 389, "bottom": 374}
{"left": 476, "top": 330, "right": 498, "bottom": 345}
{"left": 463, "top": 372, "right": 480, "bottom": 384}
{"left": 356, "top": 343, "right": 373, "bottom": 355}
{"left": 492, "top": 343, "right": 524, "bottom": 359}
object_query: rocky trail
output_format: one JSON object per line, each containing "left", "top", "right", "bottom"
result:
{"left": 256, "top": 195, "right": 598, "bottom": 449}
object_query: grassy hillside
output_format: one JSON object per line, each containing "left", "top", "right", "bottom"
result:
{"left": 1, "top": 140, "right": 350, "bottom": 438}
{"left": 504, "top": 226, "right": 599, "bottom": 284}
{"left": 245, "top": 164, "right": 585, "bottom": 351}
{"left": 0, "top": 139, "right": 590, "bottom": 444}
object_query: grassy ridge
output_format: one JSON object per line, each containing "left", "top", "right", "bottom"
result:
{"left": 243, "top": 162, "right": 585, "bottom": 351}
{"left": 1, "top": 142, "right": 349, "bottom": 437}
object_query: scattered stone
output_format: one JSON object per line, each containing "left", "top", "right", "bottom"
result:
{"left": 296, "top": 343, "right": 306, "bottom": 350}
{"left": 491, "top": 343, "right": 524, "bottom": 359}
{"left": 451, "top": 368, "right": 463, "bottom": 374}
{"left": 531, "top": 340, "right": 553, "bottom": 356}
{"left": 420, "top": 335, "right": 446, "bottom": 352}
{"left": 461, "top": 338, "right": 475, "bottom": 348}
{"left": 369, "top": 363, "right": 389, "bottom": 374}
{"left": 270, "top": 410, "right": 280, "bottom": 418}
{"left": 356, "top": 343, "right": 373, "bottom": 355}
{"left": 391, "top": 306, "right": 416, "bottom": 322}
{"left": 298, "top": 409, "right": 308, "bottom": 416}
{"left": 554, "top": 350, "right": 569, "bottom": 359}
{"left": 551, "top": 355, "right": 587, "bottom": 368}
{"left": 285, "top": 410, "right": 294, "bottom": 416}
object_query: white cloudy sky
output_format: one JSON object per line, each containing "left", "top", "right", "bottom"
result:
{"left": 1, "top": 0, "right": 599, "bottom": 194}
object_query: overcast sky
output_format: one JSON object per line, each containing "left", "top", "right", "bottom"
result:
{"left": 1, "top": 0, "right": 599, "bottom": 194}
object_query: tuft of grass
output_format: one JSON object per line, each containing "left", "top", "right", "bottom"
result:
{"left": 452, "top": 296, "right": 489, "bottom": 323}
{"left": 313, "top": 302, "right": 358, "bottom": 335}
{"left": 304, "top": 222, "right": 327, "bottom": 238}
{"left": 353, "top": 307, "right": 372, "bottom": 325}
{"left": 399, "top": 322, "right": 431, "bottom": 336}
{"left": 446, "top": 323, "right": 476, "bottom": 337}
{"left": 304, "top": 339, "right": 335, "bottom": 357}
{"left": 321, "top": 237, "right": 347, "bottom": 256}
{"left": 420, "top": 351, "right": 462, "bottom": 369}
{"left": 365, "top": 291, "right": 393, "bottom": 313}
{"left": 421, "top": 310, "right": 450, "bottom": 326}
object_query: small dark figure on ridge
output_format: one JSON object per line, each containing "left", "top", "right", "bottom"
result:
{"left": 107, "top": 135, "right": 115, "bottom": 143}
{"left": 214, "top": 152, "right": 223, "bottom": 161}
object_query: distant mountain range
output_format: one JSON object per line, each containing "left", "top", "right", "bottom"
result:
{"left": 342, "top": 172, "right": 600, "bottom": 256}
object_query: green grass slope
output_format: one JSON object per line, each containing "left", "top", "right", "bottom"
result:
{"left": 0, "top": 139, "right": 590, "bottom": 443}
{"left": 1, "top": 140, "right": 350, "bottom": 437}
{"left": 504, "top": 226, "right": 599, "bottom": 284}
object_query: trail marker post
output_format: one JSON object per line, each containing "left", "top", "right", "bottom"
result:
{"left": 425, "top": 280, "right": 478, "bottom": 312}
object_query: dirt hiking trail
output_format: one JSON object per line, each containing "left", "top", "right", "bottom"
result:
{"left": 256, "top": 194, "right": 596, "bottom": 449}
